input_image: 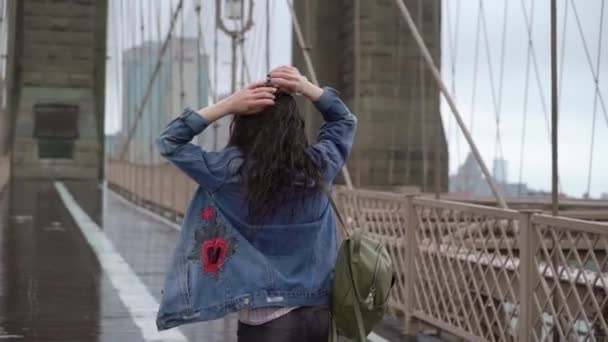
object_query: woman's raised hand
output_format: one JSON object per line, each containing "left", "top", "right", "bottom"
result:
{"left": 268, "top": 66, "right": 323, "bottom": 101}
{"left": 226, "top": 80, "right": 277, "bottom": 115}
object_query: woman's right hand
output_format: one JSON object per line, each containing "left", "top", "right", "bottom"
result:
{"left": 268, "top": 66, "right": 323, "bottom": 101}
{"left": 225, "top": 81, "right": 277, "bottom": 116}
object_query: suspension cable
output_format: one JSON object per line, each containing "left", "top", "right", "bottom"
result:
{"left": 558, "top": 0, "right": 569, "bottom": 107}
{"left": 464, "top": 1, "right": 482, "bottom": 192}
{"left": 179, "top": 2, "right": 185, "bottom": 109}
{"left": 479, "top": 0, "right": 508, "bottom": 178}
{"left": 520, "top": 0, "right": 551, "bottom": 141}
{"left": 585, "top": 0, "right": 606, "bottom": 197}
{"left": 119, "top": 0, "right": 184, "bottom": 160}
{"left": 418, "top": 0, "right": 428, "bottom": 192}
{"left": 444, "top": 0, "right": 462, "bottom": 169}
{"left": 570, "top": 0, "right": 608, "bottom": 129}
{"left": 469, "top": 3, "right": 482, "bottom": 136}
{"left": 266, "top": 0, "right": 271, "bottom": 72}
{"left": 393, "top": 0, "right": 508, "bottom": 208}
{"left": 517, "top": 29, "right": 532, "bottom": 197}
{"left": 153, "top": 0, "right": 163, "bottom": 205}
{"left": 213, "top": 0, "right": 219, "bottom": 150}
{"left": 196, "top": 0, "right": 202, "bottom": 109}
{"left": 517, "top": 0, "right": 536, "bottom": 197}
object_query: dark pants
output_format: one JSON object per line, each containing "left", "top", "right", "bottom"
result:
{"left": 237, "top": 306, "right": 330, "bottom": 342}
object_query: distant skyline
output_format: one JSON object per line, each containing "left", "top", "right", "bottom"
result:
{"left": 104, "top": 0, "right": 607, "bottom": 198}
{"left": 439, "top": 0, "right": 607, "bottom": 199}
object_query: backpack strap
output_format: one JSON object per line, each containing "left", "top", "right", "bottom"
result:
{"left": 321, "top": 184, "right": 350, "bottom": 239}
{"left": 328, "top": 315, "right": 338, "bottom": 342}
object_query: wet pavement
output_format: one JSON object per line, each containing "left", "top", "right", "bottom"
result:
{"left": 0, "top": 180, "right": 427, "bottom": 342}
{"left": 0, "top": 180, "right": 237, "bottom": 341}
{"left": 1, "top": 181, "right": 109, "bottom": 341}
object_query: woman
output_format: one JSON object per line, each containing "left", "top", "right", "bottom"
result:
{"left": 155, "top": 66, "right": 357, "bottom": 341}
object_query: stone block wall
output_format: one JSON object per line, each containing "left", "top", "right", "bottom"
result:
{"left": 7, "top": 0, "right": 107, "bottom": 180}
{"left": 293, "top": 0, "right": 448, "bottom": 191}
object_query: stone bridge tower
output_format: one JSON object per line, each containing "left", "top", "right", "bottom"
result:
{"left": 293, "top": 0, "right": 448, "bottom": 191}
{"left": 5, "top": 0, "right": 107, "bottom": 180}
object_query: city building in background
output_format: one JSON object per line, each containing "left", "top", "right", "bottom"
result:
{"left": 450, "top": 152, "right": 530, "bottom": 197}
{"left": 107, "top": 38, "right": 209, "bottom": 164}
{"left": 293, "top": 0, "right": 448, "bottom": 191}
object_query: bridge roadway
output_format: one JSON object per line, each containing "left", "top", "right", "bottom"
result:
{"left": 0, "top": 181, "right": 434, "bottom": 342}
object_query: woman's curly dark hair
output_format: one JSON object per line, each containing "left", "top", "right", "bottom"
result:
{"left": 228, "top": 92, "right": 321, "bottom": 223}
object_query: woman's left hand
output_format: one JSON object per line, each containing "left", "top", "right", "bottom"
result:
{"left": 225, "top": 80, "right": 277, "bottom": 115}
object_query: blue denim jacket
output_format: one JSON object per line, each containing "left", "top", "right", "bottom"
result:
{"left": 155, "top": 88, "right": 357, "bottom": 331}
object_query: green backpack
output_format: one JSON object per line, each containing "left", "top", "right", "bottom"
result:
{"left": 327, "top": 193, "right": 395, "bottom": 342}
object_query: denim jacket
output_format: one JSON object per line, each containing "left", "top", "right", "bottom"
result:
{"left": 155, "top": 88, "right": 357, "bottom": 331}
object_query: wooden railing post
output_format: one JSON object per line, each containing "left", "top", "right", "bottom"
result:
{"left": 403, "top": 194, "right": 419, "bottom": 335}
{"left": 518, "top": 211, "right": 541, "bottom": 341}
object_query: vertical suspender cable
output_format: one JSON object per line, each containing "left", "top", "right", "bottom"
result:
{"left": 585, "top": 0, "right": 605, "bottom": 197}
{"left": 144, "top": 0, "right": 151, "bottom": 204}
{"left": 147, "top": 0, "right": 154, "bottom": 204}
{"left": 127, "top": 0, "right": 135, "bottom": 198}
{"left": 517, "top": 3, "right": 532, "bottom": 197}
{"left": 195, "top": 0, "right": 204, "bottom": 152}
{"left": 266, "top": 0, "right": 271, "bottom": 72}
{"left": 179, "top": 1, "right": 186, "bottom": 220}
{"left": 551, "top": 0, "right": 559, "bottom": 215}
{"left": 392, "top": 0, "right": 508, "bottom": 208}
{"left": 520, "top": 0, "right": 551, "bottom": 142}
{"left": 0, "top": 0, "right": 6, "bottom": 86}
{"left": 433, "top": 0, "right": 441, "bottom": 198}
{"left": 138, "top": 0, "right": 145, "bottom": 203}
{"left": 353, "top": 0, "right": 360, "bottom": 188}
{"left": 558, "top": 0, "right": 569, "bottom": 107}
{"left": 570, "top": 0, "right": 608, "bottom": 129}
{"left": 479, "top": 0, "right": 508, "bottom": 173}
{"left": 169, "top": 0, "right": 177, "bottom": 220}
{"left": 389, "top": 2, "right": 402, "bottom": 186}
{"left": 469, "top": 4, "right": 482, "bottom": 137}
{"left": 118, "top": 0, "right": 184, "bottom": 160}
{"left": 240, "top": 7, "right": 245, "bottom": 89}
{"left": 196, "top": 0, "right": 202, "bottom": 109}
{"left": 286, "top": 0, "right": 354, "bottom": 189}
{"left": 417, "top": 0, "right": 428, "bottom": 193}
{"left": 155, "top": 0, "right": 164, "bottom": 210}
{"left": 213, "top": 5, "right": 219, "bottom": 150}
{"left": 445, "top": 0, "right": 462, "bottom": 172}
{"left": 179, "top": 4, "right": 185, "bottom": 110}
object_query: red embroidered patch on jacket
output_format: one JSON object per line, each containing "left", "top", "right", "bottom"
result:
{"left": 188, "top": 206, "right": 237, "bottom": 278}
{"left": 201, "top": 238, "right": 228, "bottom": 274}
{"left": 200, "top": 207, "right": 215, "bottom": 220}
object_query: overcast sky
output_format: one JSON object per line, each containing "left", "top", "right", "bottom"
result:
{"left": 104, "top": 0, "right": 607, "bottom": 198}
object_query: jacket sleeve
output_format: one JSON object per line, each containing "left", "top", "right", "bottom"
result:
{"left": 308, "top": 88, "right": 358, "bottom": 182}
{"left": 155, "top": 107, "right": 223, "bottom": 190}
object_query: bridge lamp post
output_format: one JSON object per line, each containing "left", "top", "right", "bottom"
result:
{"left": 216, "top": 0, "right": 254, "bottom": 93}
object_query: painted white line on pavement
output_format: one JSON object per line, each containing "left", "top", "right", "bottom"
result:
{"left": 369, "top": 331, "right": 391, "bottom": 342}
{"left": 105, "top": 185, "right": 181, "bottom": 231}
{"left": 54, "top": 182, "right": 187, "bottom": 342}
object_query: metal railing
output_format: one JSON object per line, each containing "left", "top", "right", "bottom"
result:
{"left": 107, "top": 163, "right": 608, "bottom": 341}
{"left": 333, "top": 187, "right": 608, "bottom": 342}
{"left": 106, "top": 159, "right": 195, "bottom": 222}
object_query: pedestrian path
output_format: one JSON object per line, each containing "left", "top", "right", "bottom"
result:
{"left": 0, "top": 181, "right": 442, "bottom": 341}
